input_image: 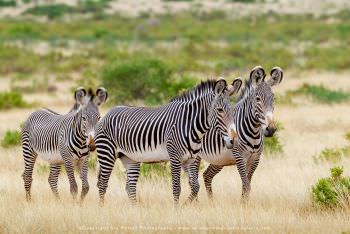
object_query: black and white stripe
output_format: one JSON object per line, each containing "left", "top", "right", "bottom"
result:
{"left": 186, "top": 66, "right": 284, "bottom": 202}
{"left": 95, "top": 79, "right": 242, "bottom": 205}
{"left": 21, "top": 87, "right": 107, "bottom": 202}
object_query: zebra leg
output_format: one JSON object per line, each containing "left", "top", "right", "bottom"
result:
{"left": 184, "top": 157, "right": 201, "bottom": 204}
{"left": 48, "top": 164, "right": 61, "bottom": 199}
{"left": 169, "top": 157, "right": 182, "bottom": 206}
{"left": 78, "top": 157, "right": 89, "bottom": 202}
{"left": 96, "top": 140, "right": 116, "bottom": 204}
{"left": 247, "top": 157, "right": 260, "bottom": 183}
{"left": 120, "top": 156, "right": 140, "bottom": 204}
{"left": 22, "top": 149, "right": 38, "bottom": 201}
{"left": 60, "top": 148, "right": 78, "bottom": 200}
{"left": 203, "top": 164, "right": 223, "bottom": 199}
{"left": 235, "top": 155, "right": 250, "bottom": 203}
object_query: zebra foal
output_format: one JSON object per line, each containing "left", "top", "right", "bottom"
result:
{"left": 21, "top": 87, "right": 107, "bottom": 201}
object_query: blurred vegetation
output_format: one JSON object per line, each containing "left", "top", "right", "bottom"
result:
{"left": 278, "top": 84, "right": 350, "bottom": 105}
{"left": 0, "top": 0, "right": 15, "bottom": 7}
{"left": 263, "top": 122, "right": 284, "bottom": 157}
{"left": 1, "top": 130, "right": 21, "bottom": 148}
{"left": 0, "top": 7, "right": 350, "bottom": 104}
{"left": 311, "top": 167, "right": 350, "bottom": 210}
{"left": 140, "top": 163, "right": 171, "bottom": 179}
{"left": 313, "top": 147, "right": 350, "bottom": 164}
{"left": 24, "top": 4, "right": 76, "bottom": 19}
{"left": 0, "top": 91, "right": 27, "bottom": 110}
{"left": 101, "top": 57, "right": 196, "bottom": 105}
{"left": 292, "top": 84, "right": 350, "bottom": 104}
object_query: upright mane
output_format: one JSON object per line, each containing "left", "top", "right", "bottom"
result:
{"left": 170, "top": 79, "right": 217, "bottom": 102}
{"left": 237, "top": 78, "right": 253, "bottom": 102}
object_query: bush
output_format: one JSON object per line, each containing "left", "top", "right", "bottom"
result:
{"left": 0, "top": 91, "right": 27, "bottom": 110}
{"left": 1, "top": 130, "right": 21, "bottom": 148}
{"left": 0, "top": 0, "right": 15, "bottom": 7}
{"left": 311, "top": 167, "right": 350, "bottom": 209}
{"left": 24, "top": 4, "right": 76, "bottom": 19}
{"left": 101, "top": 57, "right": 196, "bottom": 105}
{"left": 0, "top": 44, "right": 40, "bottom": 74}
{"left": 313, "top": 146, "right": 350, "bottom": 163}
{"left": 289, "top": 84, "right": 350, "bottom": 104}
{"left": 263, "top": 122, "right": 284, "bottom": 156}
{"left": 140, "top": 163, "right": 171, "bottom": 179}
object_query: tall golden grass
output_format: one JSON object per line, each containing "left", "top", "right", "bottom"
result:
{"left": 1, "top": 75, "right": 350, "bottom": 233}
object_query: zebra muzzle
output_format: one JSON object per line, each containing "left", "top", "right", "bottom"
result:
{"left": 88, "top": 137, "right": 96, "bottom": 152}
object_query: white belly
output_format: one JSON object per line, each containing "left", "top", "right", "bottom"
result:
{"left": 199, "top": 150, "right": 236, "bottom": 166}
{"left": 39, "top": 151, "right": 64, "bottom": 164}
{"left": 38, "top": 151, "right": 81, "bottom": 164}
{"left": 119, "top": 146, "right": 169, "bottom": 163}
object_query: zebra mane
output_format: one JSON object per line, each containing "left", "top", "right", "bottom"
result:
{"left": 237, "top": 78, "right": 254, "bottom": 102}
{"left": 170, "top": 79, "right": 217, "bottom": 102}
{"left": 86, "top": 88, "right": 95, "bottom": 101}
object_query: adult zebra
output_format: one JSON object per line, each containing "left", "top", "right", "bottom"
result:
{"left": 184, "top": 66, "right": 283, "bottom": 203}
{"left": 21, "top": 87, "right": 107, "bottom": 201}
{"left": 95, "top": 78, "right": 242, "bottom": 205}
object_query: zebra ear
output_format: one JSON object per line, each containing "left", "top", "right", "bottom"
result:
{"left": 268, "top": 67, "right": 283, "bottom": 86}
{"left": 95, "top": 87, "right": 108, "bottom": 106}
{"left": 214, "top": 78, "right": 227, "bottom": 95}
{"left": 74, "top": 87, "right": 86, "bottom": 105}
{"left": 250, "top": 66, "right": 266, "bottom": 87}
{"left": 227, "top": 78, "right": 242, "bottom": 96}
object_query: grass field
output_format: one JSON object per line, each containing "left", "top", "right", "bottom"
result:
{"left": 0, "top": 72, "right": 349, "bottom": 233}
{"left": 1, "top": 0, "right": 350, "bottom": 233}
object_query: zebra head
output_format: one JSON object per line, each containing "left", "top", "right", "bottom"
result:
{"left": 74, "top": 87, "right": 108, "bottom": 151}
{"left": 248, "top": 66, "right": 283, "bottom": 137}
{"left": 210, "top": 78, "right": 242, "bottom": 143}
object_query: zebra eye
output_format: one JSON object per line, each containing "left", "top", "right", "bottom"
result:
{"left": 256, "top": 97, "right": 262, "bottom": 102}
{"left": 217, "top": 108, "right": 224, "bottom": 112}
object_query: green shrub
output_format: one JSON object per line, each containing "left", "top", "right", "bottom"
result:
{"left": 140, "top": 163, "right": 171, "bottom": 179}
{"left": 101, "top": 57, "right": 196, "bottom": 105}
{"left": 228, "top": 0, "right": 256, "bottom": 3}
{"left": 0, "top": 91, "right": 27, "bottom": 110}
{"left": 263, "top": 122, "right": 284, "bottom": 156}
{"left": 292, "top": 84, "right": 350, "bottom": 104}
{"left": 311, "top": 167, "right": 350, "bottom": 209}
{"left": 313, "top": 146, "right": 350, "bottom": 163}
{"left": 344, "top": 131, "right": 350, "bottom": 142}
{"left": 24, "top": 4, "right": 76, "bottom": 19}
{"left": 0, "top": 44, "right": 40, "bottom": 74}
{"left": 1, "top": 130, "right": 21, "bottom": 148}
{"left": 0, "top": 0, "right": 16, "bottom": 7}
{"left": 37, "top": 164, "right": 50, "bottom": 175}
{"left": 263, "top": 135, "right": 283, "bottom": 156}
{"left": 88, "top": 153, "right": 97, "bottom": 170}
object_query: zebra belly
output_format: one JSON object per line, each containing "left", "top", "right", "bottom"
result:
{"left": 38, "top": 151, "right": 64, "bottom": 164}
{"left": 38, "top": 151, "right": 80, "bottom": 164}
{"left": 119, "top": 147, "right": 170, "bottom": 163}
{"left": 200, "top": 150, "right": 236, "bottom": 166}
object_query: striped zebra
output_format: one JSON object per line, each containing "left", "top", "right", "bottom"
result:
{"left": 21, "top": 87, "right": 107, "bottom": 201}
{"left": 185, "top": 66, "right": 284, "bottom": 203}
{"left": 95, "top": 78, "right": 242, "bottom": 205}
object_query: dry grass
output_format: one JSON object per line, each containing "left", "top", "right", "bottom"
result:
{"left": 1, "top": 73, "right": 350, "bottom": 233}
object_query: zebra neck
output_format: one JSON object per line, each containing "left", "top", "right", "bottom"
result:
{"left": 72, "top": 110, "right": 87, "bottom": 145}
{"left": 236, "top": 99, "right": 263, "bottom": 138}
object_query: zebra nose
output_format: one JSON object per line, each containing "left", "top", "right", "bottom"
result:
{"left": 88, "top": 136, "right": 96, "bottom": 151}
{"left": 228, "top": 124, "right": 238, "bottom": 140}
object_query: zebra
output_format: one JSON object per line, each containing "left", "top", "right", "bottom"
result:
{"left": 21, "top": 87, "right": 108, "bottom": 201}
{"left": 184, "top": 66, "right": 284, "bottom": 203}
{"left": 95, "top": 78, "right": 242, "bottom": 205}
